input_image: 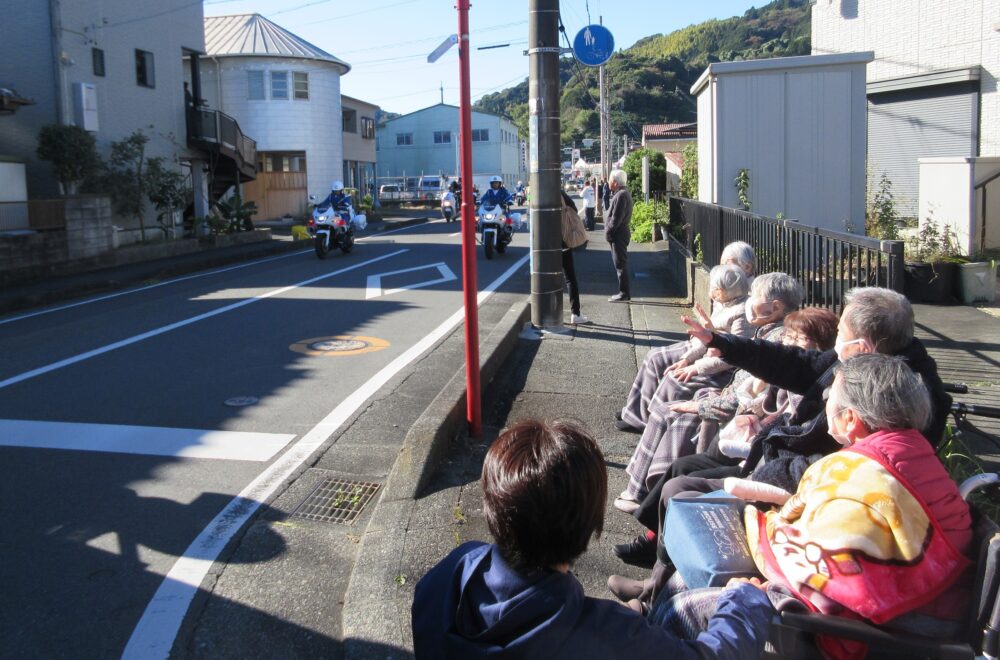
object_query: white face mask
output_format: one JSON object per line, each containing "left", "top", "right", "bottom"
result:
{"left": 826, "top": 409, "right": 853, "bottom": 447}
{"left": 834, "top": 337, "right": 866, "bottom": 362}
{"left": 745, "top": 299, "right": 774, "bottom": 324}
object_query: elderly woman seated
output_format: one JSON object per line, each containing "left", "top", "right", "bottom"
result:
{"left": 614, "top": 272, "right": 805, "bottom": 514}
{"left": 627, "top": 355, "right": 973, "bottom": 659}
{"left": 617, "top": 242, "right": 756, "bottom": 433}
{"left": 411, "top": 419, "right": 774, "bottom": 659}
{"left": 613, "top": 306, "right": 837, "bottom": 565}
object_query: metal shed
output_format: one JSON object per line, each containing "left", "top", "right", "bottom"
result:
{"left": 692, "top": 52, "right": 873, "bottom": 234}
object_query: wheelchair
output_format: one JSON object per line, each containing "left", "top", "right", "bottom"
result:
{"left": 765, "top": 386, "right": 1000, "bottom": 659}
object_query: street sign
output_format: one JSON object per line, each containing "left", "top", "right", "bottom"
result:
{"left": 428, "top": 34, "right": 458, "bottom": 63}
{"left": 572, "top": 24, "right": 614, "bottom": 67}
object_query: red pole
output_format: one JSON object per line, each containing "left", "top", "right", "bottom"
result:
{"left": 457, "top": 0, "right": 481, "bottom": 436}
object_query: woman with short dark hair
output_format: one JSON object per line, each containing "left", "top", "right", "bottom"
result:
{"left": 412, "top": 419, "right": 774, "bottom": 659}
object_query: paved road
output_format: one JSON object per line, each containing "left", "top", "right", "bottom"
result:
{"left": 0, "top": 219, "right": 530, "bottom": 658}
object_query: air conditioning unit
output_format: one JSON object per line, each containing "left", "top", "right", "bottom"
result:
{"left": 73, "top": 81, "right": 99, "bottom": 131}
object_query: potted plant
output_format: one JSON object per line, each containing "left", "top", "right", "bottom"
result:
{"left": 903, "top": 218, "right": 962, "bottom": 304}
{"left": 955, "top": 255, "right": 997, "bottom": 304}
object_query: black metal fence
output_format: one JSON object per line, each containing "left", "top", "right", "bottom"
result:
{"left": 669, "top": 197, "right": 905, "bottom": 313}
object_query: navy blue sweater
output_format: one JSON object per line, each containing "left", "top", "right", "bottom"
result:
{"left": 412, "top": 542, "right": 773, "bottom": 659}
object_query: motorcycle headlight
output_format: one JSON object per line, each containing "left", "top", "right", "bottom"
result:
{"left": 318, "top": 215, "right": 327, "bottom": 222}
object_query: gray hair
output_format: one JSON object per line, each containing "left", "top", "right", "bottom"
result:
{"left": 843, "top": 287, "right": 914, "bottom": 354}
{"left": 608, "top": 169, "right": 627, "bottom": 187}
{"left": 751, "top": 272, "right": 802, "bottom": 311}
{"left": 709, "top": 264, "right": 750, "bottom": 300}
{"left": 720, "top": 241, "right": 757, "bottom": 276}
{"left": 835, "top": 354, "right": 931, "bottom": 431}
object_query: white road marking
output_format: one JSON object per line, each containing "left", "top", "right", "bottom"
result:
{"left": 122, "top": 252, "right": 530, "bottom": 660}
{"left": 0, "top": 419, "right": 293, "bottom": 462}
{"left": 0, "top": 218, "right": 434, "bottom": 327}
{"left": 0, "top": 250, "right": 408, "bottom": 392}
{"left": 449, "top": 231, "right": 462, "bottom": 237}
{"left": 364, "top": 262, "right": 457, "bottom": 299}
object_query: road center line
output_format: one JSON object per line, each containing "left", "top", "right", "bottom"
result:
{"left": 121, "top": 252, "right": 530, "bottom": 660}
{"left": 0, "top": 250, "right": 408, "bottom": 392}
{"left": 0, "top": 218, "right": 433, "bottom": 327}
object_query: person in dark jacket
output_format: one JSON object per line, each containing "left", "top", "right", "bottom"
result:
{"left": 605, "top": 169, "right": 633, "bottom": 302}
{"left": 609, "top": 287, "right": 953, "bottom": 601}
{"left": 412, "top": 419, "right": 774, "bottom": 659}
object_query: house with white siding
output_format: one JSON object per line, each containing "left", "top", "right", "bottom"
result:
{"left": 199, "top": 14, "right": 352, "bottom": 220}
{"left": 2, "top": 0, "right": 232, "bottom": 242}
{"left": 812, "top": 0, "right": 1000, "bottom": 253}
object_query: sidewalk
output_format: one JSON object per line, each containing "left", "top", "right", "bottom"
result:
{"left": 340, "top": 237, "right": 1000, "bottom": 657}
{"left": 0, "top": 214, "right": 427, "bottom": 315}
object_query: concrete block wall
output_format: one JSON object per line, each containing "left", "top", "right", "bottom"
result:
{"left": 812, "top": 0, "right": 1000, "bottom": 156}
{"left": 65, "top": 196, "right": 114, "bottom": 260}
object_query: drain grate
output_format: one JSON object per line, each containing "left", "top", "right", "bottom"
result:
{"left": 291, "top": 478, "right": 381, "bottom": 524}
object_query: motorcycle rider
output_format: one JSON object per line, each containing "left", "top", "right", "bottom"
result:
{"left": 440, "top": 187, "right": 457, "bottom": 220}
{"left": 320, "top": 180, "right": 352, "bottom": 211}
{"left": 480, "top": 175, "right": 512, "bottom": 209}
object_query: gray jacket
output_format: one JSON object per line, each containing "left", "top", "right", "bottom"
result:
{"left": 604, "top": 187, "right": 633, "bottom": 242}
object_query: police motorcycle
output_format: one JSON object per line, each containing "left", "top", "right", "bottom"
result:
{"left": 307, "top": 181, "right": 366, "bottom": 259}
{"left": 513, "top": 181, "right": 526, "bottom": 206}
{"left": 476, "top": 176, "right": 523, "bottom": 259}
{"left": 440, "top": 190, "right": 457, "bottom": 222}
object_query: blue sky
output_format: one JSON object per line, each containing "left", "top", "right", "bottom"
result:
{"left": 204, "top": 0, "right": 763, "bottom": 114}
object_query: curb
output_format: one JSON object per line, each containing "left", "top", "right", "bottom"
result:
{"left": 341, "top": 297, "right": 531, "bottom": 658}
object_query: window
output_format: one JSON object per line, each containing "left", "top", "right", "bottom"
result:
{"left": 293, "top": 72, "right": 309, "bottom": 100}
{"left": 433, "top": 130, "right": 451, "bottom": 144}
{"left": 92, "top": 48, "right": 105, "bottom": 77}
{"left": 135, "top": 49, "right": 155, "bottom": 88}
{"left": 361, "top": 116, "right": 375, "bottom": 139}
{"left": 248, "top": 71, "right": 265, "bottom": 100}
{"left": 259, "top": 151, "right": 307, "bottom": 173}
{"left": 396, "top": 133, "right": 413, "bottom": 146}
{"left": 270, "top": 71, "right": 288, "bottom": 99}
{"left": 343, "top": 108, "right": 357, "bottom": 133}
{"left": 471, "top": 128, "right": 489, "bottom": 142}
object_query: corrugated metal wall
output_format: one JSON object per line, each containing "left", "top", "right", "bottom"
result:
{"left": 867, "top": 82, "right": 979, "bottom": 219}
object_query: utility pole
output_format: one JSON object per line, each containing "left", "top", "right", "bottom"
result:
{"left": 456, "top": 0, "right": 481, "bottom": 436}
{"left": 528, "top": 0, "right": 563, "bottom": 329}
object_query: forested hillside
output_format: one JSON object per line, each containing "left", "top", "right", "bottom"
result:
{"left": 472, "top": 0, "right": 810, "bottom": 149}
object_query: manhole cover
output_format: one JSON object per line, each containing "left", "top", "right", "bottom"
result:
{"left": 224, "top": 396, "right": 259, "bottom": 407}
{"left": 311, "top": 338, "right": 368, "bottom": 352}
{"left": 290, "top": 335, "right": 390, "bottom": 357}
{"left": 291, "top": 478, "right": 381, "bottom": 524}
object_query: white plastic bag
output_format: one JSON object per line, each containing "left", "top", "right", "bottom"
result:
{"left": 352, "top": 214, "right": 367, "bottom": 231}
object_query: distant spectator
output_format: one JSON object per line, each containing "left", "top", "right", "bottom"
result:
{"left": 411, "top": 419, "right": 774, "bottom": 659}
{"left": 605, "top": 169, "right": 633, "bottom": 303}
{"left": 581, "top": 178, "right": 597, "bottom": 230}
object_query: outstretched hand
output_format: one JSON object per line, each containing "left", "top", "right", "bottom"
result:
{"left": 682, "top": 315, "right": 713, "bottom": 345}
{"left": 693, "top": 303, "right": 715, "bottom": 331}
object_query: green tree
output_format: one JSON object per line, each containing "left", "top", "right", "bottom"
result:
{"left": 622, "top": 148, "right": 666, "bottom": 199}
{"left": 102, "top": 130, "right": 154, "bottom": 241}
{"left": 36, "top": 124, "right": 101, "bottom": 195}
{"left": 146, "top": 158, "right": 190, "bottom": 238}
{"left": 866, "top": 173, "right": 900, "bottom": 240}
{"left": 680, "top": 142, "right": 698, "bottom": 199}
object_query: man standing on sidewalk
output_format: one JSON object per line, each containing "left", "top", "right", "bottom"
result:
{"left": 580, "top": 178, "right": 597, "bottom": 230}
{"left": 605, "top": 169, "right": 632, "bottom": 302}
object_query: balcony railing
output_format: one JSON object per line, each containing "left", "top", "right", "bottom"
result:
{"left": 0, "top": 200, "right": 66, "bottom": 232}
{"left": 186, "top": 108, "right": 257, "bottom": 178}
{"left": 669, "top": 197, "right": 905, "bottom": 313}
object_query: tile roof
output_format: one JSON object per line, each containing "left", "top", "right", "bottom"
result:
{"left": 204, "top": 14, "right": 350, "bottom": 72}
{"left": 642, "top": 122, "right": 697, "bottom": 139}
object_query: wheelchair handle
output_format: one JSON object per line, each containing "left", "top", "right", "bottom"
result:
{"left": 958, "top": 472, "right": 1000, "bottom": 500}
{"left": 951, "top": 401, "right": 1000, "bottom": 420}
{"left": 943, "top": 382, "right": 969, "bottom": 394}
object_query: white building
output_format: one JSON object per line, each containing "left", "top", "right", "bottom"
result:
{"left": 692, "top": 52, "right": 873, "bottom": 233}
{"left": 812, "top": 0, "right": 1000, "bottom": 252}
{"left": 2, "top": 0, "right": 220, "bottom": 239}
{"left": 642, "top": 123, "right": 697, "bottom": 192}
{"left": 377, "top": 103, "right": 525, "bottom": 189}
{"left": 200, "top": 14, "right": 351, "bottom": 219}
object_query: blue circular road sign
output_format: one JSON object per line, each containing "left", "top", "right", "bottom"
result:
{"left": 573, "top": 24, "right": 614, "bottom": 67}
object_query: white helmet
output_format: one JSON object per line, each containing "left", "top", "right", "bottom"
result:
{"left": 489, "top": 175, "right": 503, "bottom": 184}
{"left": 331, "top": 180, "right": 345, "bottom": 192}
{"left": 517, "top": 180, "right": 523, "bottom": 186}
